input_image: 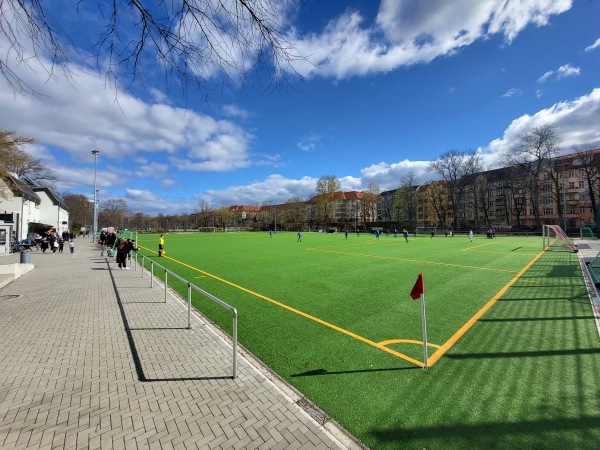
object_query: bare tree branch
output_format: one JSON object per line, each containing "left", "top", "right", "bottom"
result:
{"left": 1, "top": 0, "right": 306, "bottom": 96}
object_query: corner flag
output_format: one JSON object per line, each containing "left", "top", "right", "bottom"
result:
{"left": 408, "top": 272, "right": 428, "bottom": 369}
{"left": 410, "top": 273, "right": 424, "bottom": 300}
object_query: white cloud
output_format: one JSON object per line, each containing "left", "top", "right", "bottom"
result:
{"left": 297, "top": 135, "right": 321, "bottom": 151}
{"left": 486, "top": 88, "right": 600, "bottom": 158}
{"left": 198, "top": 174, "right": 318, "bottom": 206}
{"left": 289, "top": 0, "right": 572, "bottom": 79}
{"left": 502, "top": 88, "right": 520, "bottom": 98}
{"left": 538, "top": 64, "right": 580, "bottom": 83}
{"left": 584, "top": 37, "right": 600, "bottom": 52}
{"left": 124, "top": 188, "right": 198, "bottom": 215}
{"left": 537, "top": 70, "right": 554, "bottom": 83}
{"left": 0, "top": 45, "right": 256, "bottom": 170}
{"left": 557, "top": 63, "right": 580, "bottom": 79}
{"left": 221, "top": 104, "right": 253, "bottom": 120}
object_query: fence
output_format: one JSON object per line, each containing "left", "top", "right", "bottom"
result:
{"left": 131, "top": 251, "right": 238, "bottom": 379}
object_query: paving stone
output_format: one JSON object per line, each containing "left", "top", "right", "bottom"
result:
{"left": 0, "top": 241, "right": 364, "bottom": 450}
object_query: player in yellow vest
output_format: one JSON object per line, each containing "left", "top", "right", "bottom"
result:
{"left": 158, "top": 234, "right": 164, "bottom": 256}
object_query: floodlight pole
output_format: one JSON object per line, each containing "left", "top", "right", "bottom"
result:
{"left": 92, "top": 150, "right": 100, "bottom": 239}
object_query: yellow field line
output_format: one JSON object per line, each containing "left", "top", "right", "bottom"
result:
{"left": 138, "top": 244, "right": 544, "bottom": 369}
{"left": 426, "top": 248, "right": 546, "bottom": 367}
{"left": 138, "top": 245, "right": 429, "bottom": 367}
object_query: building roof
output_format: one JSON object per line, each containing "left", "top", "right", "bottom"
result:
{"left": 1, "top": 174, "right": 41, "bottom": 204}
{"left": 32, "top": 186, "right": 69, "bottom": 211}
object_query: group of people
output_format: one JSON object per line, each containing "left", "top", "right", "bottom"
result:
{"left": 99, "top": 231, "right": 119, "bottom": 248}
{"left": 114, "top": 237, "right": 138, "bottom": 269}
{"left": 38, "top": 230, "right": 75, "bottom": 254}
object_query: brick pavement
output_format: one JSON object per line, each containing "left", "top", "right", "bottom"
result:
{"left": 0, "top": 240, "right": 365, "bottom": 450}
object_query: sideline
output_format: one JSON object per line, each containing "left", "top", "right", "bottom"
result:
{"left": 138, "top": 245, "right": 432, "bottom": 367}
{"left": 137, "top": 244, "right": 544, "bottom": 369}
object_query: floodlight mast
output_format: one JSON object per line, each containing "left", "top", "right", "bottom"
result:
{"left": 92, "top": 150, "right": 100, "bottom": 240}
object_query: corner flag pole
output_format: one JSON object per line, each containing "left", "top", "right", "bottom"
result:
{"left": 420, "top": 290, "right": 428, "bottom": 369}
{"left": 410, "top": 273, "right": 428, "bottom": 369}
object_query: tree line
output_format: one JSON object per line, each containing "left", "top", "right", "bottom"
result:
{"left": 3, "top": 125, "right": 600, "bottom": 233}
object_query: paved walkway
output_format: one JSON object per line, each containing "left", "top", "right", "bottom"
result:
{"left": 0, "top": 240, "right": 364, "bottom": 450}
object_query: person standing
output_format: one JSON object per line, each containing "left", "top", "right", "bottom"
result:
{"left": 58, "top": 237, "right": 64, "bottom": 253}
{"left": 158, "top": 234, "right": 165, "bottom": 256}
{"left": 69, "top": 240, "right": 75, "bottom": 254}
{"left": 297, "top": 230, "right": 302, "bottom": 242}
{"left": 469, "top": 229, "right": 473, "bottom": 242}
{"left": 345, "top": 229, "right": 348, "bottom": 240}
{"left": 403, "top": 229, "right": 409, "bottom": 243}
{"left": 116, "top": 240, "right": 128, "bottom": 269}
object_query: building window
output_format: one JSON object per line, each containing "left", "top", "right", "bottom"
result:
{"left": 543, "top": 184, "right": 552, "bottom": 192}
{"left": 579, "top": 169, "right": 584, "bottom": 177}
{"left": 568, "top": 182, "right": 575, "bottom": 189}
{"left": 569, "top": 207, "right": 576, "bottom": 214}
{"left": 579, "top": 181, "right": 585, "bottom": 189}
{"left": 568, "top": 169, "right": 574, "bottom": 177}
{"left": 543, "top": 196, "right": 552, "bottom": 204}
{"left": 580, "top": 206, "right": 586, "bottom": 214}
{"left": 543, "top": 208, "right": 553, "bottom": 215}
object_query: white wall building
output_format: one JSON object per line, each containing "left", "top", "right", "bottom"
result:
{"left": 0, "top": 174, "right": 69, "bottom": 253}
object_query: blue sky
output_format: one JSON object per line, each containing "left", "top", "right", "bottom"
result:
{"left": 1, "top": 0, "right": 600, "bottom": 215}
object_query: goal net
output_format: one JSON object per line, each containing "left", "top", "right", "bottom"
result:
{"left": 542, "top": 225, "right": 578, "bottom": 252}
{"left": 224, "top": 227, "right": 240, "bottom": 232}
{"left": 415, "top": 227, "right": 438, "bottom": 236}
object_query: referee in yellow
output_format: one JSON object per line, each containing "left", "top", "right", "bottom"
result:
{"left": 158, "top": 234, "right": 164, "bottom": 257}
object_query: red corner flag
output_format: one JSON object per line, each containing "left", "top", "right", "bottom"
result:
{"left": 410, "top": 273, "right": 424, "bottom": 300}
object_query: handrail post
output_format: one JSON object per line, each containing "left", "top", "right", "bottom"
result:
{"left": 150, "top": 261, "right": 154, "bottom": 288}
{"left": 165, "top": 270, "right": 168, "bottom": 303}
{"left": 232, "top": 309, "right": 238, "bottom": 379}
{"left": 187, "top": 283, "right": 192, "bottom": 329}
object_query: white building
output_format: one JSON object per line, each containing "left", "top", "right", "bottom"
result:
{"left": 0, "top": 174, "right": 69, "bottom": 254}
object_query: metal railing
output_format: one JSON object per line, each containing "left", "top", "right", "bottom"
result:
{"left": 132, "top": 251, "right": 238, "bottom": 378}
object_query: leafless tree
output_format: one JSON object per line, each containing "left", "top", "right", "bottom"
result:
{"left": 1, "top": 0, "right": 306, "bottom": 96}
{"left": 0, "top": 128, "right": 57, "bottom": 188}
{"left": 504, "top": 124, "right": 561, "bottom": 229}
{"left": 62, "top": 192, "right": 93, "bottom": 232}
{"left": 429, "top": 149, "right": 483, "bottom": 229}
{"left": 100, "top": 198, "right": 128, "bottom": 228}
{"left": 213, "top": 206, "right": 237, "bottom": 229}
{"left": 426, "top": 181, "right": 449, "bottom": 228}
{"left": 281, "top": 196, "right": 305, "bottom": 230}
{"left": 314, "top": 175, "right": 341, "bottom": 228}
{"left": 361, "top": 183, "right": 380, "bottom": 224}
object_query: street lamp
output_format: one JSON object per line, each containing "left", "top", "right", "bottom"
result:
{"left": 92, "top": 150, "right": 100, "bottom": 240}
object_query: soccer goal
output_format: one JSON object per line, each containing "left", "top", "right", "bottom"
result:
{"left": 415, "top": 227, "right": 438, "bottom": 236}
{"left": 542, "top": 225, "right": 578, "bottom": 252}
{"left": 224, "top": 227, "right": 240, "bottom": 232}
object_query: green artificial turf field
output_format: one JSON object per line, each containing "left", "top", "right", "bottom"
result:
{"left": 133, "top": 231, "right": 600, "bottom": 449}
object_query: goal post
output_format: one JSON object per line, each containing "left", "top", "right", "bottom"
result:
{"left": 415, "top": 227, "right": 438, "bottom": 236}
{"left": 224, "top": 227, "right": 240, "bottom": 232}
{"left": 542, "top": 225, "right": 578, "bottom": 252}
